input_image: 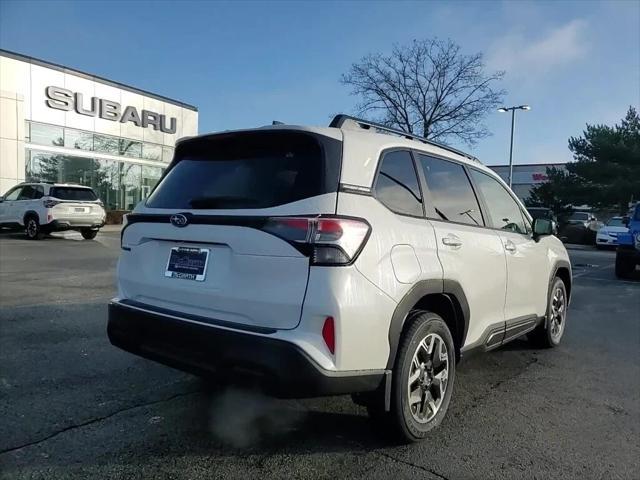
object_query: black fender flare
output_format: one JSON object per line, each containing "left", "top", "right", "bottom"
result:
{"left": 544, "top": 259, "right": 572, "bottom": 329}
{"left": 550, "top": 259, "right": 572, "bottom": 301}
{"left": 385, "top": 279, "right": 470, "bottom": 369}
{"left": 22, "top": 210, "right": 40, "bottom": 226}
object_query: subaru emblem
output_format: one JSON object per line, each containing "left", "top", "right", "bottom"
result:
{"left": 170, "top": 214, "right": 188, "bottom": 228}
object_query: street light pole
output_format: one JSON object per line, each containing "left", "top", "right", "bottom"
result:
{"left": 508, "top": 108, "right": 515, "bottom": 189}
{"left": 498, "top": 105, "right": 530, "bottom": 189}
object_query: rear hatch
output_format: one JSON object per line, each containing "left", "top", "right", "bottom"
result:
{"left": 119, "top": 129, "right": 342, "bottom": 330}
{"left": 49, "top": 186, "right": 102, "bottom": 216}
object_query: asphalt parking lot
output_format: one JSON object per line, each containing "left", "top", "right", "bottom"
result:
{"left": 1, "top": 230, "right": 639, "bottom": 479}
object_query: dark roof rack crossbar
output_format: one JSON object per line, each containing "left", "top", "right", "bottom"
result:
{"left": 329, "top": 114, "right": 480, "bottom": 163}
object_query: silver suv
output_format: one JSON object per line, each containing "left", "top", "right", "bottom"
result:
{"left": 0, "top": 182, "right": 106, "bottom": 239}
{"left": 108, "top": 116, "right": 571, "bottom": 442}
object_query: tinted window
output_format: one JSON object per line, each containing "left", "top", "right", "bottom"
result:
{"left": 18, "top": 185, "right": 37, "bottom": 200}
{"left": 34, "top": 186, "right": 44, "bottom": 199}
{"left": 50, "top": 187, "right": 97, "bottom": 201}
{"left": 418, "top": 155, "right": 483, "bottom": 226}
{"left": 469, "top": 169, "right": 527, "bottom": 234}
{"left": 147, "top": 131, "right": 340, "bottom": 210}
{"left": 527, "top": 208, "right": 552, "bottom": 220}
{"left": 606, "top": 218, "right": 624, "bottom": 227}
{"left": 374, "top": 151, "right": 423, "bottom": 216}
{"left": 4, "top": 187, "right": 22, "bottom": 201}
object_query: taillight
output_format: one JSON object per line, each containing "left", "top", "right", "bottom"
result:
{"left": 262, "top": 216, "right": 370, "bottom": 266}
{"left": 43, "top": 199, "right": 59, "bottom": 208}
{"left": 322, "top": 316, "right": 335, "bottom": 354}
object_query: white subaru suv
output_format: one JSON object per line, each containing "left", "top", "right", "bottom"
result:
{"left": 0, "top": 182, "right": 106, "bottom": 239}
{"left": 108, "top": 116, "right": 571, "bottom": 442}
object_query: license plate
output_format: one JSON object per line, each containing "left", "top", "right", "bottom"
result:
{"left": 165, "top": 247, "right": 209, "bottom": 281}
{"left": 74, "top": 207, "right": 87, "bottom": 213}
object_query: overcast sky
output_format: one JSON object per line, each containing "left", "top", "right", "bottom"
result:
{"left": 1, "top": 0, "right": 638, "bottom": 166}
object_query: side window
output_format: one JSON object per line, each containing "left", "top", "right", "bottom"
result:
{"left": 418, "top": 155, "right": 484, "bottom": 226}
{"left": 373, "top": 150, "right": 423, "bottom": 216}
{"left": 469, "top": 169, "right": 527, "bottom": 234}
{"left": 18, "top": 185, "right": 36, "bottom": 200}
{"left": 34, "top": 186, "right": 44, "bottom": 199}
{"left": 4, "top": 187, "right": 22, "bottom": 201}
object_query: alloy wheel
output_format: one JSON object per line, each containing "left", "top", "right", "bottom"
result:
{"left": 27, "top": 219, "right": 38, "bottom": 238}
{"left": 407, "top": 333, "right": 449, "bottom": 423}
{"left": 549, "top": 286, "right": 566, "bottom": 341}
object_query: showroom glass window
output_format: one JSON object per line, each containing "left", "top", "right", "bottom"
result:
{"left": 65, "top": 129, "right": 94, "bottom": 151}
{"left": 142, "top": 166, "right": 163, "bottom": 199}
{"left": 143, "top": 143, "right": 162, "bottom": 161}
{"left": 418, "top": 155, "right": 483, "bottom": 226}
{"left": 374, "top": 150, "right": 423, "bottom": 216}
{"left": 30, "top": 123, "right": 63, "bottom": 147}
{"left": 94, "top": 160, "right": 120, "bottom": 210}
{"left": 119, "top": 139, "right": 142, "bottom": 159}
{"left": 469, "top": 169, "right": 528, "bottom": 234}
{"left": 119, "top": 163, "right": 142, "bottom": 210}
{"left": 94, "top": 134, "right": 120, "bottom": 155}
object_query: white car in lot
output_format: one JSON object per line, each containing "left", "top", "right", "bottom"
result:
{"left": 0, "top": 182, "right": 106, "bottom": 239}
{"left": 596, "top": 217, "right": 628, "bottom": 248}
{"left": 108, "top": 115, "right": 571, "bottom": 442}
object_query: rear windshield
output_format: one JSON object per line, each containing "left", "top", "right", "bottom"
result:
{"left": 570, "top": 212, "right": 589, "bottom": 220}
{"left": 146, "top": 130, "right": 341, "bottom": 210}
{"left": 50, "top": 187, "right": 97, "bottom": 201}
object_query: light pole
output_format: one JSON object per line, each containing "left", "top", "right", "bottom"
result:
{"left": 498, "top": 105, "right": 530, "bottom": 188}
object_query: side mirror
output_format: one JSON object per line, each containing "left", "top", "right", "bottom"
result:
{"left": 532, "top": 218, "right": 553, "bottom": 240}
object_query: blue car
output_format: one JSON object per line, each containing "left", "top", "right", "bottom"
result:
{"left": 615, "top": 203, "right": 640, "bottom": 278}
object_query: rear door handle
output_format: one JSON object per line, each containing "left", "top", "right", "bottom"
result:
{"left": 504, "top": 240, "right": 516, "bottom": 252}
{"left": 442, "top": 235, "right": 463, "bottom": 247}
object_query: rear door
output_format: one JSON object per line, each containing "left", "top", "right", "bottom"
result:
{"left": 416, "top": 154, "right": 508, "bottom": 350}
{"left": 119, "top": 129, "right": 342, "bottom": 331}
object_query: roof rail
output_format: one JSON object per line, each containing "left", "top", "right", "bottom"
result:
{"left": 18, "top": 179, "right": 55, "bottom": 185}
{"left": 329, "top": 114, "right": 480, "bottom": 163}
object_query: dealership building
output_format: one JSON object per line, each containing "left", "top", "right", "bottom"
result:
{"left": 488, "top": 163, "right": 567, "bottom": 201}
{"left": 0, "top": 50, "right": 198, "bottom": 210}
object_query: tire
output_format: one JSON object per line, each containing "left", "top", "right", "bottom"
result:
{"left": 528, "top": 277, "right": 568, "bottom": 348}
{"left": 81, "top": 229, "right": 99, "bottom": 240}
{"left": 388, "top": 311, "right": 456, "bottom": 443}
{"left": 24, "top": 216, "right": 43, "bottom": 240}
{"left": 615, "top": 252, "right": 634, "bottom": 279}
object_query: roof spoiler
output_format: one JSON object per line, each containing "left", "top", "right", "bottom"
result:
{"left": 329, "top": 114, "right": 480, "bottom": 163}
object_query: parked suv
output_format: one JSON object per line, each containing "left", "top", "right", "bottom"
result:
{"left": 108, "top": 116, "right": 571, "bottom": 442}
{"left": 0, "top": 182, "right": 106, "bottom": 239}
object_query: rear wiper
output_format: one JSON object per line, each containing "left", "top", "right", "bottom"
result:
{"left": 188, "top": 196, "right": 260, "bottom": 209}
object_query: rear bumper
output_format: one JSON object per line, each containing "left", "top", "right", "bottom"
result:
{"left": 45, "top": 219, "right": 104, "bottom": 231}
{"left": 107, "top": 301, "right": 385, "bottom": 398}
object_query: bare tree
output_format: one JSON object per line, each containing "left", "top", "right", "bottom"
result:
{"left": 341, "top": 39, "right": 505, "bottom": 146}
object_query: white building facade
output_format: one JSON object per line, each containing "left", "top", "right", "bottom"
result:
{"left": 0, "top": 50, "right": 198, "bottom": 210}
